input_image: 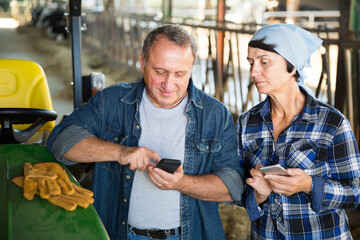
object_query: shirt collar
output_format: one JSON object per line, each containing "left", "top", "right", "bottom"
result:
{"left": 187, "top": 77, "right": 203, "bottom": 109}
{"left": 121, "top": 79, "right": 146, "bottom": 104}
{"left": 250, "top": 87, "right": 319, "bottom": 124}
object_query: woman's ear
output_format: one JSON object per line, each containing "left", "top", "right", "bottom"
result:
{"left": 291, "top": 67, "right": 299, "bottom": 81}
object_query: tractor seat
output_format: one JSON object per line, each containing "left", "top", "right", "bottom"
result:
{"left": 0, "top": 59, "right": 57, "bottom": 144}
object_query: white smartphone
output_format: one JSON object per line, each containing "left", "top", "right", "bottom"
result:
{"left": 259, "top": 165, "right": 289, "bottom": 176}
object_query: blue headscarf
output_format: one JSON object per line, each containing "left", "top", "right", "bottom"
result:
{"left": 250, "top": 24, "right": 323, "bottom": 86}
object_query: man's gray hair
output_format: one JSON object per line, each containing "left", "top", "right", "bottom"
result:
{"left": 142, "top": 24, "right": 197, "bottom": 66}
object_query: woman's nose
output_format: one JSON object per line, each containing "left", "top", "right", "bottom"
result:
{"left": 250, "top": 64, "right": 260, "bottom": 78}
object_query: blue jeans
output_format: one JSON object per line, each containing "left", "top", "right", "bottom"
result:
{"left": 128, "top": 226, "right": 180, "bottom": 240}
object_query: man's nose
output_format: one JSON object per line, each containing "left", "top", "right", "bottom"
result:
{"left": 162, "top": 76, "right": 174, "bottom": 89}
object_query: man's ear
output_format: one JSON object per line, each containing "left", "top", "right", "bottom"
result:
{"left": 140, "top": 55, "right": 145, "bottom": 73}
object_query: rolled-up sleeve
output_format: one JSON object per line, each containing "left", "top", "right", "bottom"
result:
{"left": 213, "top": 168, "right": 244, "bottom": 202}
{"left": 49, "top": 125, "right": 95, "bottom": 165}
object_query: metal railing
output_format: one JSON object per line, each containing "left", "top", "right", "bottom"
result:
{"left": 81, "top": 11, "right": 360, "bottom": 143}
{"left": 82, "top": 12, "right": 262, "bottom": 115}
{"left": 263, "top": 10, "right": 340, "bottom": 28}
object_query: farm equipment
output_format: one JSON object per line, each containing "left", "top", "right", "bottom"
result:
{"left": 0, "top": 0, "right": 108, "bottom": 239}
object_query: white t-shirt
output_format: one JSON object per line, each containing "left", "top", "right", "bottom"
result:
{"left": 127, "top": 88, "right": 188, "bottom": 229}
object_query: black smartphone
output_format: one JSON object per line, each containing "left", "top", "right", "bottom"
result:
{"left": 155, "top": 159, "right": 182, "bottom": 174}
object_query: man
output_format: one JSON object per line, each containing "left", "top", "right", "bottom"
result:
{"left": 47, "top": 24, "right": 244, "bottom": 240}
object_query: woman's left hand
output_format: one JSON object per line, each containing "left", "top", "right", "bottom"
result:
{"left": 246, "top": 164, "right": 273, "bottom": 204}
{"left": 264, "top": 168, "right": 312, "bottom": 196}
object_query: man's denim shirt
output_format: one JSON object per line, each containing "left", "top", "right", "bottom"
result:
{"left": 47, "top": 79, "right": 244, "bottom": 240}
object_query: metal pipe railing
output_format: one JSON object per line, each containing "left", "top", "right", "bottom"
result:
{"left": 81, "top": 11, "right": 360, "bottom": 142}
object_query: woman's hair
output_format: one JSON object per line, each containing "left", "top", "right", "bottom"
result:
{"left": 142, "top": 24, "right": 197, "bottom": 66}
{"left": 248, "top": 37, "right": 300, "bottom": 80}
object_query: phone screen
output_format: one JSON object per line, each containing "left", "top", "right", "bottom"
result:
{"left": 259, "top": 165, "right": 289, "bottom": 176}
{"left": 155, "top": 159, "right": 181, "bottom": 174}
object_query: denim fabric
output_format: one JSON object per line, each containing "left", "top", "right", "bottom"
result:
{"left": 47, "top": 78, "right": 244, "bottom": 240}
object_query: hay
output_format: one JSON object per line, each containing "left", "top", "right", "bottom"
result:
{"left": 219, "top": 204, "right": 251, "bottom": 239}
{"left": 17, "top": 24, "right": 140, "bottom": 92}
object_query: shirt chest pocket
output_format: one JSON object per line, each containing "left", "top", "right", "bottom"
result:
{"left": 195, "top": 139, "right": 221, "bottom": 153}
{"left": 242, "top": 138, "right": 265, "bottom": 166}
{"left": 193, "top": 139, "right": 221, "bottom": 173}
{"left": 286, "top": 139, "right": 330, "bottom": 175}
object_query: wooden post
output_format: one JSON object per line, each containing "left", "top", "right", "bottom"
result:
{"left": 215, "top": 0, "right": 225, "bottom": 101}
{"left": 286, "top": 0, "right": 300, "bottom": 24}
{"left": 345, "top": 49, "right": 354, "bottom": 128}
{"left": 350, "top": 0, "right": 360, "bottom": 146}
{"left": 104, "top": 0, "right": 114, "bottom": 12}
{"left": 335, "top": 0, "right": 351, "bottom": 113}
{"left": 162, "top": 0, "right": 172, "bottom": 22}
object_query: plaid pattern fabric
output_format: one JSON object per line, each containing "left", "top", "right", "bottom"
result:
{"left": 237, "top": 90, "right": 360, "bottom": 239}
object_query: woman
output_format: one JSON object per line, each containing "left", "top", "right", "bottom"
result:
{"left": 237, "top": 23, "right": 360, "bottom": 239}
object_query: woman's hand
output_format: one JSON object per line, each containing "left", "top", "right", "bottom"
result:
{"left": 246, "top": 164, "right": 272, "bottom": 204}
{"left": 264, "top": 168, "right": 312, "bottom": 196}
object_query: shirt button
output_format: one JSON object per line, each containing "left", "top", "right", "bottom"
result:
{"left": 206, "top": 145, "right": 209, "bottom": 150}
{"left": 123, "top": 198, "right": 127, "bottom": 203}
{"left": 136, "top": 125, "right": 140, "bottom": 129}
{"left": 114, "top": 137, "right": 118, "bottom": 141}
{"left": 126, "top": 175, "right": 131, "bottom": 179}
{"left": 122, "top": 221, "right": 126, "bottom": 225}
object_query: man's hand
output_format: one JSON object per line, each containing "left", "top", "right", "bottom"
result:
{"left": 264, "top": 168, "right": 312, "bottom": 196}
{"left": 147, "top": 165, "right": 232, "bottom": 202}
{"left": 63, "top": 137, "right": 161, "bottom": 171}
{"left": 246, "top": 164, "right": 272, "bottom": 204}
{"left": 147, "top": 164, "right": 185, "bottom": 190}
{"left": 117, "top": 146, "right": 161, "bottom": 171}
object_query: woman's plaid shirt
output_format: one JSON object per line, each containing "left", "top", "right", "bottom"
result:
{"left": 237, "top": 90, "right": 360, "bottom": 239}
